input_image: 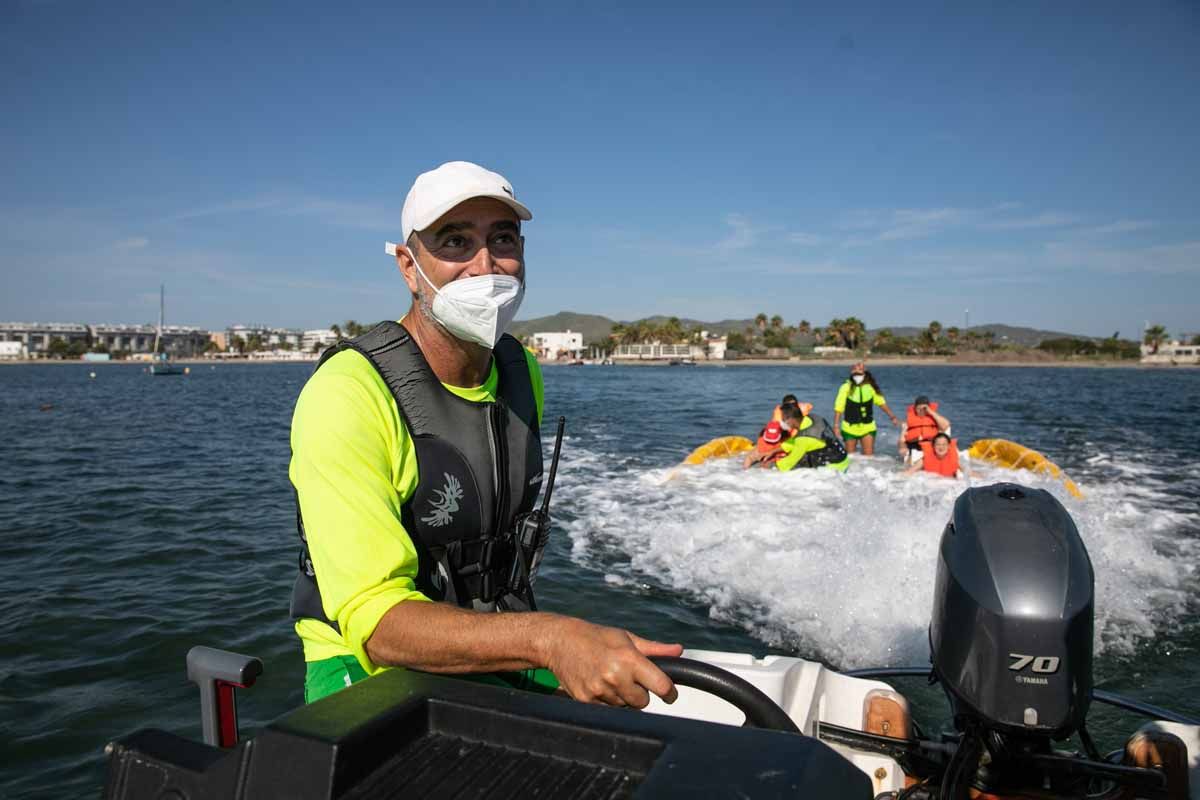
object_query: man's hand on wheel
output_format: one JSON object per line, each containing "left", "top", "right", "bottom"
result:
{"left": 540, "top": 616, "right": 681, "bottom": 709}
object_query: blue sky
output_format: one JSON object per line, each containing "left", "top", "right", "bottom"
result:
{"left": 2, "top": 2, "right": 1198, "bottom": 338}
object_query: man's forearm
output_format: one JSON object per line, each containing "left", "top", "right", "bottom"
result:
{"left": 365, "top": 600, "right": 557, "bottom": 673}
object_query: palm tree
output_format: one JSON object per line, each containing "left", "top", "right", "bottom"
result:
{"left": 919, "top": 321, "right": 942, "bottom": 354}
{"left": 825, "top": 318, "right": 846, "bottom": 347}
{"left": 797, "top": 320, "right": 811, "bottom": 337}
{"left": 610, "top": 323, "right": 627, "bottom": 345}
{"left": 755, "top": 313, "right": 768, "bottom": 331}
{"left": 770, "top": 315, "right": 783, "bottom": 329}
{"left": 330, "top": 323, "right": 343, "bottom": 341}
{"left": 842, "top": 317, "right": 866, "bottom": 350}
{"left": 1144, "top": 324, "right": 1168, "bottom": 354}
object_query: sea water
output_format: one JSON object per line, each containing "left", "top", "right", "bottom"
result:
{"left": 1, "top": 362, "right": 1197, "bottom": 796}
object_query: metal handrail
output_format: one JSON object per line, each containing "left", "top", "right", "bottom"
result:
{"left": 843, "top": 666, "right": 1199, "bottom": 726}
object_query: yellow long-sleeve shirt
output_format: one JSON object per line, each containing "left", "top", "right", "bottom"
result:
{"left": 289, "top": 345, "right": 543, "bottom": 674}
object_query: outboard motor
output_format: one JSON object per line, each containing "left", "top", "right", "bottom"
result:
{"left": 931, "top": 483, "right": 1094, "bottom": 739}
{"left": 929, "top": 484, "right": 1096, "bottom": 798}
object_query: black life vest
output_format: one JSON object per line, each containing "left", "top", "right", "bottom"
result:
{"left": 290, "top": 322, "right": 543, "bottom": 628}
{"left": 841, "top": 381, "right": 875, "bottom": 425}
{"left": 794, "top": 414, "right": 848, "bottom": 468}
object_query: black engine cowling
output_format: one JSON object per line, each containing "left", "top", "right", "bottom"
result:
{"left": 930, "top": 483, "right": 1094, "bottom": 740}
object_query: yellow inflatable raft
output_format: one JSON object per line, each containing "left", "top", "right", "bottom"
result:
{"left": 682, "top": 435, "right": 754, "bottom": 465}
{"left": 967, "top": 438, "right": 1083, "bottom": 499}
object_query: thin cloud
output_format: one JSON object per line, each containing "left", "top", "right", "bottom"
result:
{"left": 714, "top": 213, "right": 759, "bottom": 252}
{"left": 1044, "top": 240, "right": 1200, "bottom": 275}
{"left": 838, "top": 207, "right": 971, "bottom": 244}
{"left": 752, "top": 259, "right": 859, "bottom": 276}
{"left": 836, "top": 204, "right": 1087, "bottom": 245}
{"left": 113, "top": 236, "right": 150, "bottom": 250}
{"left": 979, "top": 212, "right": 1080, "bottom": 231}
{"left": 1075, "top": 219, "right": 1157, "bottom": 236}
{"left": 789, "top": 231, "right": 824, "bottom": 246}
{"left": 162, "top": 193, "right": 395, "bottom": 232}
{"left": 162, "top": 197, "right": 284, "bottom": 223}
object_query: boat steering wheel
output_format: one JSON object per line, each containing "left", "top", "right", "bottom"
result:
{"left": 650, "top": 657, "right": 802, "bottom": 734}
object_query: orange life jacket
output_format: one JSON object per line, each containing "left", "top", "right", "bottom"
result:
{"left": 904, "top": 402, "right": 941, "bottom": 444}
{"left": 919, "top": 439, "right": 960, "bottom": 477}
{"left": 756, "top": 434, "right": 786, "bottom": 461}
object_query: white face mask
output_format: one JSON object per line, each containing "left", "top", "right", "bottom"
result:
{"left": 852, "top": 374, "right": 865, "bottom": 385}
{"left": 411, "top": 255, "right": 525, "bottom": 348}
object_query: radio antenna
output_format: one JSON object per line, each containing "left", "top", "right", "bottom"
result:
{"left": 541, "top": 416, "right": 566, "bottom": 515}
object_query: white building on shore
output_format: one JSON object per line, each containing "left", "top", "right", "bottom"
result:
{"left": 529, "top": 330, "right": 584, "bottom": 361}
{"left": 611, "top": 332, "right": 729, "bottom": 362}
{"left": 248, "top": 349, "right": 319, "bottom": 361}
{"left": 0, "top": 340, "right": 28, "bottom": 359}
{"left": 302, "top": 328, "right": 340, "bottom": 354}
{"left": 1141, "top": 339, "right": 1200, "bottom": 365}
{"left": 0, "top": 322, "right": 90, "bottom": 355}
{"left": 226, "top": 324, "right": 303, "bottom": 351}
{"left": 90, "top": 323, "right": 210, "bottom": 356}
{"left": 612, "top": 342, "right": 705, "bottom": 361}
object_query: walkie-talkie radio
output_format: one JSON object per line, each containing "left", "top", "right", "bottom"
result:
{"left": 501, "top": 416, "right": 566, "bottom": 611}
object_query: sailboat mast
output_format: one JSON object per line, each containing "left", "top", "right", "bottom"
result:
{"left": 154, "top": 283, "right": 164, "bottom": 355}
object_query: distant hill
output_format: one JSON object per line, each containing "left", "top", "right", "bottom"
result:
{"left": 510, "top": 312, "right": 1098, "bottom": 348}
{"left": 508, "top": 312, "right": 618, "bottom": 345}
{"left": 509, "top": 312, "right": 761, "bottom": 344}
{"left": 867, "top": 324, "right": 1095, "bottom": 348}
{"left": 638, "top": 316, "right": 759, "bottom": 336}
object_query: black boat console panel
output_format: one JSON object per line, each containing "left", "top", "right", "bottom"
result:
{"left": 104, "top": 667, "right": 871, "bottom": 799}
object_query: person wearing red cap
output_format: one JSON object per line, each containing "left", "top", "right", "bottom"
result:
{"left": 289, "top": 161, "right": 680, "bottom": 709}
{"left": 744, "top": 419, "right": 789, "bottom": 468}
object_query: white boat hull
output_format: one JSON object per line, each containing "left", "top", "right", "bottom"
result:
{"left": 645, "top": 648, "right": 1200, "bottom": 799}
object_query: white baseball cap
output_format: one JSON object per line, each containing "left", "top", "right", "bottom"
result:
{"left": 385, "top": 161, "right": 532, "bottom": 257}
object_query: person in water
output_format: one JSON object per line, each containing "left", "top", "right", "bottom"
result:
{"left": 744, "top": 419, "right": 788, "bottom": 468}
{"left": 771, "top": 394, "right": 799, "bottom": 422}
{"left": 899, "top": 395, "right": 951, "bottom": 464}
{"left": 905, "top": 432, "right": 963, "bottom": 478}
{"left": 749, "top": 403, "right": 850, "bottom": 472}
{"left": 289, "top": 161, "right": 680, "bottom": 708}
{"left": 833, "top": 362, "right": 899, "bottom": 455}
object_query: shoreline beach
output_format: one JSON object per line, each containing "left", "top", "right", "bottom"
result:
{"left": 1, "top": 356, "right": 1194, "bottom": 369}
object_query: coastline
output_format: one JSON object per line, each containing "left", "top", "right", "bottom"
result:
{"left": 2, "top": 356, "right": 1193, "bottom": 369}
{"left": 544, "top": 357, "right": 1192, "bottom": 369}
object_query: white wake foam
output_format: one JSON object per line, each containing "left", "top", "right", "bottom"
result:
{"left": 556, "top": 446, "right": 1199, "bottom": 669}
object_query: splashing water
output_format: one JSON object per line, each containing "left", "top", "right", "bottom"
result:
{"left": 556, "top": 444, "right": 1198, "bottom": 671}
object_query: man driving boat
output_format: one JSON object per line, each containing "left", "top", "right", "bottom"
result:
{"left": 288, "top": 161, "right": 681, "bottom": 708}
